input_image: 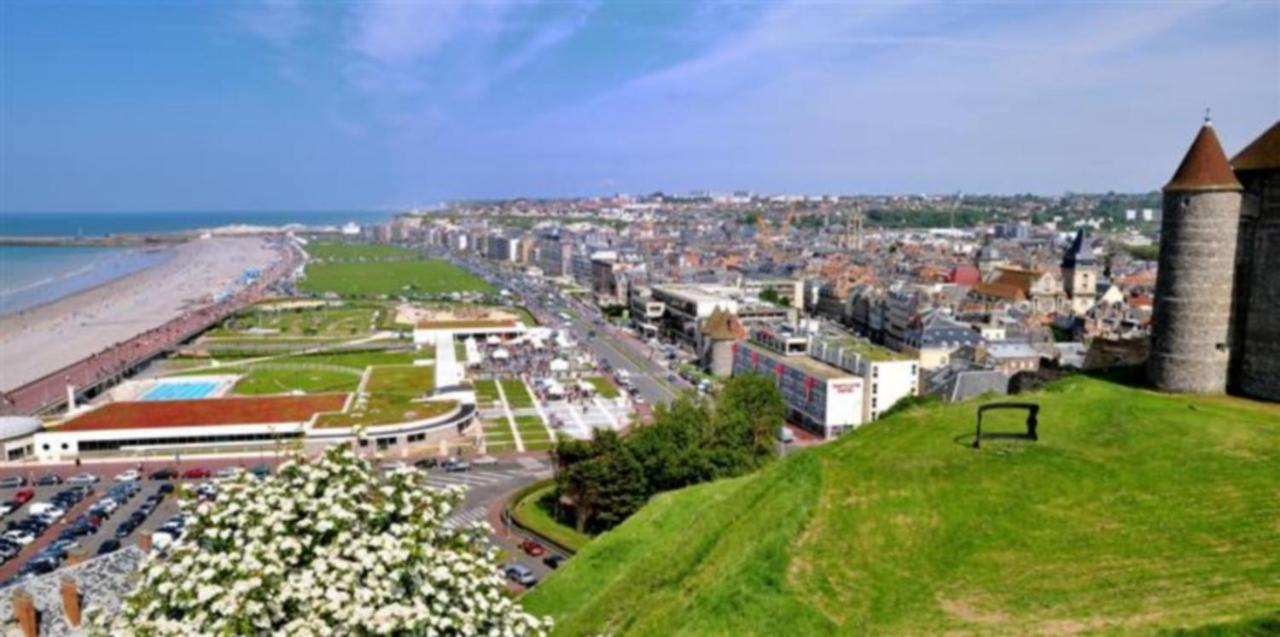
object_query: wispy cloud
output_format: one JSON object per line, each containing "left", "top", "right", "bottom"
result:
{"left": 236, "top": 0, "right": 308, "bottom": 48}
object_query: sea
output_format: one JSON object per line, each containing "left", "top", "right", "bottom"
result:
{"left": 0, "top": 211, "right": 393, "bottom": 315}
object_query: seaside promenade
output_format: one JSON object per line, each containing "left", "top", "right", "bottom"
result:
{"left": 0, "top": 242, "right": 303, "bottom": 417}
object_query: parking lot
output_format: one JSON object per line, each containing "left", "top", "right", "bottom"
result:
{"left": 0, "top": 474, "right": 185, "bottom": 585}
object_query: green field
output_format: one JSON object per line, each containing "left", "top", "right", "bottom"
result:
{"left": 364, "top": 364, "right": 433, "bottom": 395}
{"left": 306, "top": 242, "right": 419, "bottom": 261}
{"left": 523, "top": 374, "right": 1280, "bottom": 635}
{"left": 501, "top": 379, "right": 534, "bottom": 408}
{"left": 231, "top": 368, "right": 360, "bottom": 395}
{"left": 512, "top": 483, "right": 593, "bottom": 553}
{"left": 299, "top": 259, "right": 494, "bottom": 297}
{"left": 209, "top": 306, "right": 380, "bottom": 338}
{"left": 473, "top": 379, "right": 500, "bottom": 405}
{"left": 514, "top": 415, "right": 553, "bottom": 450}
{"left": 482, "top": 419, "right": 517, "bottom": 453}
{"left": 584, "top": 376, "right": 620, "bottom": 399}
{"left": 287, "top": 350, "right": 427, "bottom": 369}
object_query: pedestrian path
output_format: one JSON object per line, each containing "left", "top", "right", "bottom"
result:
{"left": 493, "top": 377, "right": 526, "bottom": 453}
{"left": 423, "top": 469, "right": 527, "bottom": 489}
{"left": 443, "top": 506, "right": 489, "bottom": 530}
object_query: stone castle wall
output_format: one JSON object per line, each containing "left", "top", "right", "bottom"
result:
{"left": 1149, "top": 189, "right": 1242, "bottom": 393}
{"left": 1235, "top": 173, "right": 1280, "bottom": 401}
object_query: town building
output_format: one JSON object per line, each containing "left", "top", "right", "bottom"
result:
{"left": 731, "top": 326, "right": 918, "bottom": 439}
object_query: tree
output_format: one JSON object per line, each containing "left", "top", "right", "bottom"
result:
{"left": 97, "top": 444, "right": 550, "bottom": 636}
{"left": 714, "top": 374, "right": 787, "bottom": 465}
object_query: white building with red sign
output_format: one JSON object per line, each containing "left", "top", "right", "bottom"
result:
{"left": 732, "top": 327, "right": 918, "bottom": 439}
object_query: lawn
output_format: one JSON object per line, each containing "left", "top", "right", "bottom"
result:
{"left": 365, "top": 364, "right": 434, "bottom": 395}
{"left": 231, "top": 368, "right": 360, "bottom": 395}
{"left": 473, "top": 379, "right": 500, "bottom": 405}
{"left": 313, "top": 398, "right": 455, "bottom": 429}
{"left": 305, "top": 241, "right": 419, "bottom": 261}
{"left": 515, "top": 415, "right": 554, "bottom": 451}
{"left": 523, "top": 373, "right": 1280, "bottom": 635}
{"left": 287, "top": 350, "right": 428, "bottom": 370}
{"left": 482, "top": 419, "right": 518, "bottom": 453}
{"left": 208, "top": 306, "right": 380, "bottom": 338}
{"left": 584, "top": 376, "right": 620, "bottom": 399}
{"left": 500, "top": 379, "right": 534, "bottom": 408}
{"left": 511, "top": 483, "right": 594, "bottom": 553}
{"left": 299, "top": 259, "right": 494, "bottom": 297}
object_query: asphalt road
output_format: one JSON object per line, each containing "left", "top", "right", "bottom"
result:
{"left": 450, "top": 254, "right": 690, "bottom": 408}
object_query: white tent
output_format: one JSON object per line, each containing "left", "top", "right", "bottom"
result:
{"left": 492, "top": 348, "right": 510, "bottom": 360}
{"left": 486, "top": 335, "right": 502, "bottom": 345}
{"left": 549, "top": 358, "right": 570, "bottom": 372}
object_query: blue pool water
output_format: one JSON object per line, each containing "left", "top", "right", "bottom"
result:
{"left": 141, "top": 382, "right": 219, "bottom": 401}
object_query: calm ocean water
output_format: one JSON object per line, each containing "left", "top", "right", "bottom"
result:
{"left": 0, "top": 211, "right": 393, "bottom": 315}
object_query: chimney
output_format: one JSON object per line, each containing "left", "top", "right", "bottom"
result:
{"left": 12, "top": 590, "right": 37, "bottom": 637}
{"left": 66, "top": 384, "right": 76, "bottom": 414}
{"left": 61, "top": 578, "right": 81, "bottom": 629}
{"left": 138, "top": 532, "right": 152, "bottom": 553}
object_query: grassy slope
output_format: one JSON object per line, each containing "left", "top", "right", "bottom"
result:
{"left": 522, "top": 375, "right": 1280, "bottom": 635}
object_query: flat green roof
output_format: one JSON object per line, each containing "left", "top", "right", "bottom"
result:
{"left": 740, "top": 342, "right": 852, "bottom": 381}
{"left": 825, "top": 337, "right": 912, "bottom": 362}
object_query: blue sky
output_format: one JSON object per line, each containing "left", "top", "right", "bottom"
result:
{"left": 1, "top": 0, "right": 1277, "bottom": 211}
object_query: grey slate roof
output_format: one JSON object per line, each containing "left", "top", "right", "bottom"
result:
{"left": 0, "top": 547, "right": 145, "bottom": 636}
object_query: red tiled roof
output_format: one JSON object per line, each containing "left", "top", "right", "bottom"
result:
{"left": 1166, "top": 123, "right": 1242, "bottom": 192}
{"left": 1232, "top": 120, "right": 1280, "bottom": 173}
{"left": 53, "top": 394, "right": 348, "bottom": 432}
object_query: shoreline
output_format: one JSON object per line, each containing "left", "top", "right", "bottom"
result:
{"left": 0, "top": 246, "right": 177, "bottom": 318}
{"left": 0, "top": 237, "right": 284, "bottom": 392}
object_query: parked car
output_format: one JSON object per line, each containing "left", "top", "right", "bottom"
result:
{"left": 443, "top": 459, "right": 471, "bottom": 473}
{"left": 0, "top": 501, "right": 19, "bottom": 517}
{"left": 213, "top": 467, "right": 243, "bottom": 480}
{"left": 249, "top": 464, "right": 272, "bottom": 479}
{"left": 28, "top": 502, "right": 65, "bottom": 518}
{"left": 543, "top": 554, "right": 565, "bottom": 569}
{"left": 182, "top": 467, "right": 212, "bottom": 479}
{"left": 519, "top": 539, "right": 546, "bottom": 557}
{"left": 413, "top": 457, "right": 439, "bottom": 469}
{"left": 0, "top": 476, "right": 26, "bottom": 489}
{"left": 379, "top": 461, "right": 410, "bottom": 474}
{"left": 149, "top": 468, "right": 177, "bottom": 481}
{"left": 97, "top": 538, "right": 121, "bottom": 556}
{"left": 66, "top": 473, "right": 99, "bottom": 486}
{"left": 504, "top": 564, "right": 538, "bottom": 587}
{"left": 472, "top": 455, "right": 498, "bottom": 467}
{"left": 34, "top": 474, "right": 62, "bottom": 487}
{"left": 3, "top": 530, "right": 36, "bottom": 546}
{"left": 114, "top": 470, "right": 141, "bottom": 482}
{"left": 157, "top": 483, "right": 175, "bottom": 495}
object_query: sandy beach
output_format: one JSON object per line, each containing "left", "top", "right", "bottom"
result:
{"left": 0, "top": 237, "right": 282, "bottom": 391}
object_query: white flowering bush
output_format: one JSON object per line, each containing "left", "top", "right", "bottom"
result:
{"left": 95, "top": 444, "right": 551, "bottom": 636}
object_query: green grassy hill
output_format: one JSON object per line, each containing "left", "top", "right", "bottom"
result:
{"left": 522, "top": 374, "right": 1280, "bottom": 635}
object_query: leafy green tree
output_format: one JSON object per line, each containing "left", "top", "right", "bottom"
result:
{"left": 714, "top": 374, "right": 786, "bottom": 465}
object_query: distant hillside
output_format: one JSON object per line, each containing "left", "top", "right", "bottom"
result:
{"left": 523, "top": 374, "right": 1280, "bottom": 635}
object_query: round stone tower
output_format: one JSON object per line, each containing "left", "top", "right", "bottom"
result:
{"left": 1148, "top": 120, "right": 1243, "bottom": 393}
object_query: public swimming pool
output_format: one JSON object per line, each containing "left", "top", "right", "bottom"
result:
{"left": 141, "top": 381, "right": 220, "bottom": 401}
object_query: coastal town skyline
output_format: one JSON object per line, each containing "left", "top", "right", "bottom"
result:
{"left": 3, "top": 1, "right": 1278, "bottom": 212}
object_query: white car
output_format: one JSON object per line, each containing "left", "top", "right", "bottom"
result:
{"left": 4, "top": 530, "right": 35, "bottom": 546}
{"left": 213, "top": 467, "right": 243, "bottom": 480}
{"left": 92, "top": 498, "right": 118, "bottom": 514}
{"left": 379, "top": 461, "right": 410, "bottom": 474}
{"left": 28, "top": 502, "right": 65, "bottom": 518}
{"left": 66, "top": 473, "right": 99, "bottom": 485}
{"left": 114, "top": 470, "right": 141, "bottom": 482}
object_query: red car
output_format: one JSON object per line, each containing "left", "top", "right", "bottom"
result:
{"left": 519, "top": 539, "right": 545, "bottom": 557}
{"left": 182, "top": 467, "right": 211, "bottom": 479}
{"left": 13, "top": 488, "right": 35, "bottom": 505}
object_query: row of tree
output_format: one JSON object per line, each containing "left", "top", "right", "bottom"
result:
{"left": 550, "top": 374, "right": 787, "bottom": 534}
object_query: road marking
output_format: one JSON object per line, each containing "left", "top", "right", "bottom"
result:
{"left": 593, "top": 396, "right": 621, "bottom": 431}
{"left": 524, "top": 376, "right": 558, "bottom": 443}
{"left": 444, "top": 506, "right": 489, "bottom": 529}
{"left": 493, "top": 377, "right": 526, "bottom": 453}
